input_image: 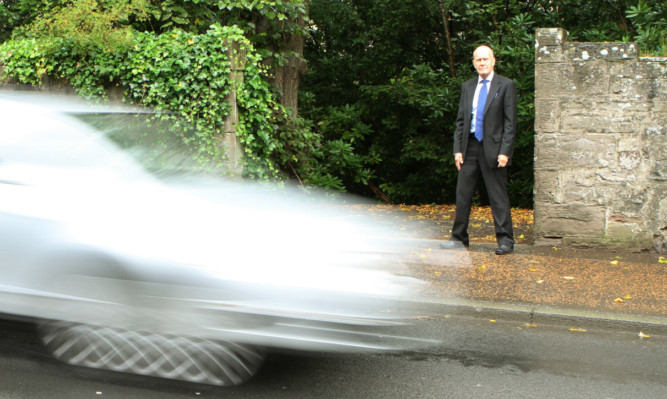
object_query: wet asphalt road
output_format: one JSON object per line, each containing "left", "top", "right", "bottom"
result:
{"left": 1, "top": 314, "right": 666, "bottom": 399}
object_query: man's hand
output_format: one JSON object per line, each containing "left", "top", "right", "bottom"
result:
{"left": 455, "top": 153, "right": 464, "bottom": 171}
{"left": 497, "top": 154, "right": 509, "bottom": 168}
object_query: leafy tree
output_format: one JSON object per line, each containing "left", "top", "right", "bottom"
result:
{"left": 18, "top": 0, "right": 148, "bottom": 53}
{"left": 625, "top": 1, "right": 666, "bottom": 56}
{"left": 302, "top": 0, "right": 456, "bottom": 202}
{"left": 0, "top": 0, "right": 51, "bottom": 42}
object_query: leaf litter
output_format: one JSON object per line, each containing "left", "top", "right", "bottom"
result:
{"left": 347, "top": 204, "right": 667, "bottom": 318}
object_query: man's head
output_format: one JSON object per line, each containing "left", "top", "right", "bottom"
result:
{"left": 473, "top": 46, "right": 495, "bottom": 79}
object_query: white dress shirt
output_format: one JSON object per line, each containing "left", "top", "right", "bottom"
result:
{"left": 470, "top": 71, "right": 494, "bottom": 133}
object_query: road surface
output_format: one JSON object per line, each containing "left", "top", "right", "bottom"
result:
{"left": 1, "top": 314, "right": 665, "bottom": 398}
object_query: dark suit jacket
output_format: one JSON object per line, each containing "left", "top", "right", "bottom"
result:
{"left": 453, "top": 73, "right": 517, "bottom": 168}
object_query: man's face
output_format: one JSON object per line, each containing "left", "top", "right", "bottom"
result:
{"left": 473, "top": 47, "right": 495, "bottom": 78}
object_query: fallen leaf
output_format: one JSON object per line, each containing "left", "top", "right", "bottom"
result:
{"left": 536, "top": 280, "right": 544, "bottom": 284}
{"left": 434, "top": 271, "right": 442, "bottom": 277}
{"left": 419, "top": 254, "right": 427, "bottom": 258}
{"left": 639, "top": 331, "right": 651, "bottom": 338}
{"left": 489, "top": 319, "right": 496, "bottom": 323}
{"left": 563, "top": 276, "right": 575, "bottom": 280}
{"left": 569, "top": 328, "right": 587, "bottom": 332}
{"left": 478, "top": 265, "right": 486, "bottom": 271}
{"left": 610, "top": 260, "right": 619, "bottom": 265}
{"left": 659, "top": 257, "right": 667, "bottom": 264}
{"left": 519, "top": 234, "right": 525, "bottom": 239}
{"left": 525, "top": 323, "right": 538, "bottom": 328}
{"left": 622, "top": 295, "right": 632, "bottom": 299}
{"left": 529, "top": 268, "right": 538, "bottom": 272}
{"left": 614, "top": 297, "right": 626, "bottom": 304}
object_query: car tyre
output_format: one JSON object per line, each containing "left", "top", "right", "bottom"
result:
{"left": 38, "top": 322, "right": 265, "bottom": 386}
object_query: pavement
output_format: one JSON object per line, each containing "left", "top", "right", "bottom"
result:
{"left": 360, "top": 204, "right": 667, "bottom": 335}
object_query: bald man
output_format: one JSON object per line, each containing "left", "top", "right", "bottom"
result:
{"left": 440, "top": 46, "right": 517, "bottom": 255}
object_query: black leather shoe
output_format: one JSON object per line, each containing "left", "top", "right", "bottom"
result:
{"left": 440, "top": 241, "right": 469, "bottom": 250}
{"left": 495, "top": 245, "right": 513, "bottom": 255}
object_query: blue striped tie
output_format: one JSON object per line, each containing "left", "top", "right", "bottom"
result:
{"left": 475, "top": 79, "right": 488, "bottom": 142}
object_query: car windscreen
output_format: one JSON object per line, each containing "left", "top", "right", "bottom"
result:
{"left": 73, "top": 112, "right": 226, "bottom": 179}
{"left": 1, "top": 104, "right": 131, "bottom": 171}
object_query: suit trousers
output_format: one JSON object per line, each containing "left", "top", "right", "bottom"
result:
{"left": 452, "top": 137, "right": 514, "bottom": 247}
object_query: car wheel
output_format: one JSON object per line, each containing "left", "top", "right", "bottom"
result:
{"left": 38, "top": 322, "right": 265, "bottom": 386}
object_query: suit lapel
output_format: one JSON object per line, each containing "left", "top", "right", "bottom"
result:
{"left": 483, "top": 77, "right": 501, "bottom": 115}
{"left": 466, "top": 79, "right": 477, "bottom": 113}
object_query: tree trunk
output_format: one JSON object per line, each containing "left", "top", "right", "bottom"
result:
{"left": 437, "top": 1, "right": 457, "bottom": 78}
{"left": 369, "top": 183, "right": 393, "bottom": 205}
{"left": 275, "top": 27, "right": 308, "bottom": 120}
{"left": 258, "top": 9, "right": 308, "bottom": 121}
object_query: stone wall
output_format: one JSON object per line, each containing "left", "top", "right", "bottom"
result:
{"left": 534, "top": 28, "right": 666, "bottom": 252}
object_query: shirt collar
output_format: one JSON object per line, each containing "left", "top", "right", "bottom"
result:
{"left": 478, "top": 71, "right": 494, "bottom": 84}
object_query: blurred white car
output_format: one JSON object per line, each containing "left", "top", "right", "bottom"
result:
{"left": 0, "top": 92, "right": 427, "bottom": 386}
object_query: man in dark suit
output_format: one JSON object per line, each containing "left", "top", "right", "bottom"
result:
{"left": 440, "top": 45, "right": 516, "bottom": 255}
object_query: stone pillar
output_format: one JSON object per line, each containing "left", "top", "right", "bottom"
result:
{"left": 534, "top": 28, "right": 666, "bottom": 252}
{"left": 220, "top": 41, "right": 246, "bottom": 177}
